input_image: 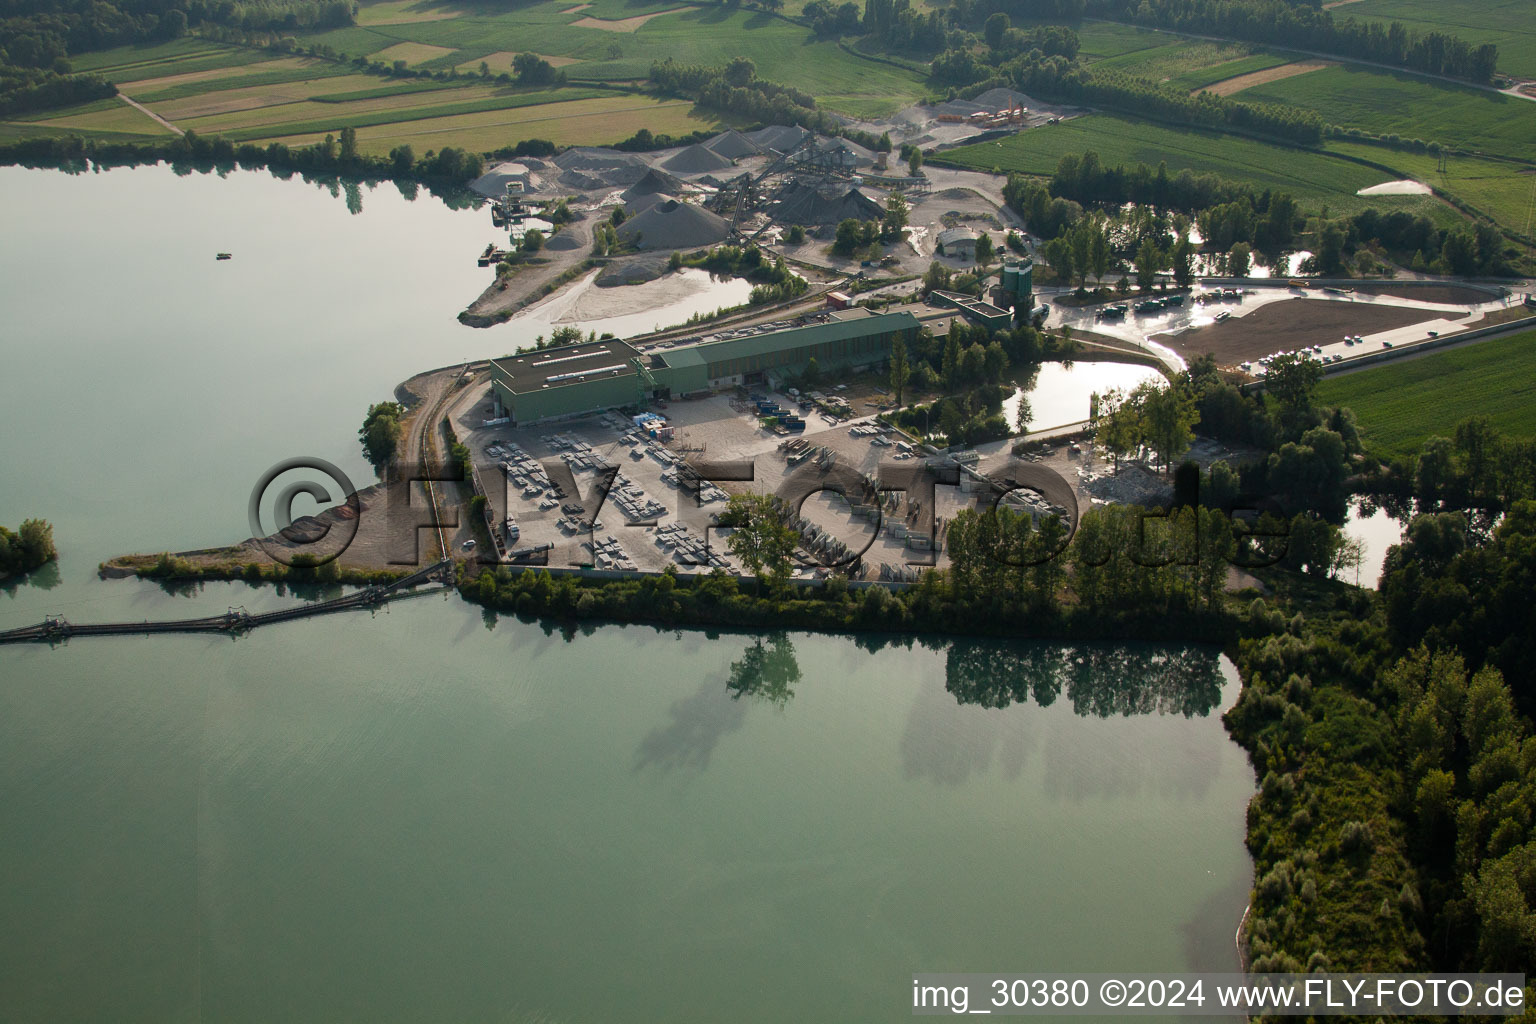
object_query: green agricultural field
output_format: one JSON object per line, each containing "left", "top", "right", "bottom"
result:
{"left": 123, "top": 60, "right": 354, "bottom": 104}
{"left": 307, "top": 3, "right": 929, "bottom": 116}
{"left": 1091, "top": 39, "right": 1265, "bottom": 83}
{"left": 1325, "top": 141, "right": 1536, "bottom": 236}
{"left": 1168, "top": 54, "right": 1289, "bottom": 93}
{"left": 68, "top": 40, "right": 276, "bottom": 83}
{"left": 1334, "top": 0, "right": 1536, "bottom": 79}
{"left": 1074, "top": 21, "right": 1169, "bottom": 59}
{"left": 210, "top": 87, "right": 611, "bottom": 140}
{"left": 1315, "top": 328, "right": 1536, "bottom": 460}
{"left": 939, "top": 114, "right": 1456, "bottom": 218}
{"left": 1236, "top": 64, "right": 1536, "bottom": 162}
{"left": 27, "top": 100, "right": 176, "bottom": 136}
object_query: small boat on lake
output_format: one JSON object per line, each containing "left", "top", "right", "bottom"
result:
{"left": 215, "top": 252, "right": 232, "bottom": 260}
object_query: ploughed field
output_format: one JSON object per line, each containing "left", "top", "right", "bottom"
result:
{"left": 1156, "top": 297, "right": 1450, "bottom": 365}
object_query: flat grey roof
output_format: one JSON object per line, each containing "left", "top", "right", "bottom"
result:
{"left": 492, "top": 340, "right": 641, "bottom": 394}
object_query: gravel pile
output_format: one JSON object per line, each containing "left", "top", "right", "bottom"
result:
{"left": 624, "top": 190, "right": 678, "bottom": 214}
{"left": 554, "top": 147, "right": 650, "bottom": 187}
{"left": 616, "top": 199, "right": 730, "bottom": 250}
{"left": 628, "top": 167, "right": 683, "bottom": 195}
{"left": 661, "top": 143, "right": 735, "bottom": 174}
{"left": 704, "top": 129, "right": 763, "bottom": 159}
{"left": 771, "top": 182, "right": 883, "bottom": 226}
{"left": 745, "top": 124, "right": 809, "bottom": 154}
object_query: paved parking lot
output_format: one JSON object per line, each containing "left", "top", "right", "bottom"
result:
{"left": 450, "top": 382, "right": 1225, "bottom": 580}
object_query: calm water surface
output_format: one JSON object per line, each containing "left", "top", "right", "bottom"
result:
{"left": 0, "top": 165, "right": 1253, "bottom": 1023}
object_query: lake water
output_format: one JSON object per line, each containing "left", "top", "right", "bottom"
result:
{"left": 1341, "top": 498, "right": 1409, "bottom": 589}
{"left": 1008, "top": 361, "right": 1166, "bottom": 432}
{"left": 0, "top": 164, "right": 1254, "bottom": 1023}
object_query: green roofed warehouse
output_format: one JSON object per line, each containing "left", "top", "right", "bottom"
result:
{"left": 490, "top": 308, "right": 920, "bottom": 425}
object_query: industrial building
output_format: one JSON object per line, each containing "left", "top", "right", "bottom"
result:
{"left": 489, "top": 307, "right": 921, "bottom": 425}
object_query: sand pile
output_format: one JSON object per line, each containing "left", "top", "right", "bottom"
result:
{"left": 545, "top": 230, "right": 584, "bottom": 251}
{"left": 704, "top": 129, "right": 763, "bottom": 159}
{"left": 617, "top": 199, "right": 729, "bottom": 250}
{"left": 661, "top": 143, "right": 734, "bottom": 174}
{"left": 468, "top": 161, "right": 536, "bottom": 197}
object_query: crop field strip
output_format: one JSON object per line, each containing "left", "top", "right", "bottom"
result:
{"left": 1234, "top": 64, "right": 1536, "bottom": 163}
{"left": 203, "top": 86, "right": 614, "bottom": 140}
{"left": 30, "top": 101, "right": 178, "bottom": 135}
{"left": 306, "top": 3, "right": 929, "bottom": 115}
{"left": 1167, "top": 54, "right": 1290, "bottom": 92}
{"left": 263, "top": 94, "right": 725, "bottom": 153}
{"left": 1089, "top": 39, "right": 1264, "bottom": 82}
{"left": 939, "top": 114, "right": 1456, "bottom": 218}
{"left": 1315, "top": 328, "right": 1536, "bottom": 460}
{"left": 1332, "top": 0, "right": 1536, "bottom": 79}
{"left": 124, "top": 62, "right": 357, "bottom": 105}
{"left": 1073, "top": 21, "right": 1171, "bottom": 59}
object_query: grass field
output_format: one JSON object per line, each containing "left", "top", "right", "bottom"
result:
{"left": 1333, "top": 0, "right": 1536, "bottom": 80}
{"left": 28, "top": 100, "right": 175, "bottom": 136}
{"left": 1315, "top": 328, "right": 1536, "bottom": 460}
{"left": 1324, "top": 141, "right": 1536, "bottom": 235}
{"left": 1236, "top": 64, "right": 1536, "bottom": 162}
{"left": 939, "top": 114, "right": 1457, "bottom": 218}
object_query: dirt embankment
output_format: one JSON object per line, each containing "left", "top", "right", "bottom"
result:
{"left": 1157, "top": 298, "right": 1449, "bottom": 364}
{"left": 460, "top": 217, "right": 594, "bottom": 328}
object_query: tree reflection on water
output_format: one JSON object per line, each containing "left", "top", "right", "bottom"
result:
{"left": 943, "top": 640, "right": 1226, "bottom": 718}
{"left": 725, "top": 633, "right": 802, "bottom": 707}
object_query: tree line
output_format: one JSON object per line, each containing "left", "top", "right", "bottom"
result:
{"left": 0, "top": 126, "right": 486, "bottom": 191}
{"left": 648, "top": 56, "right": 836, "bottom": 134}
